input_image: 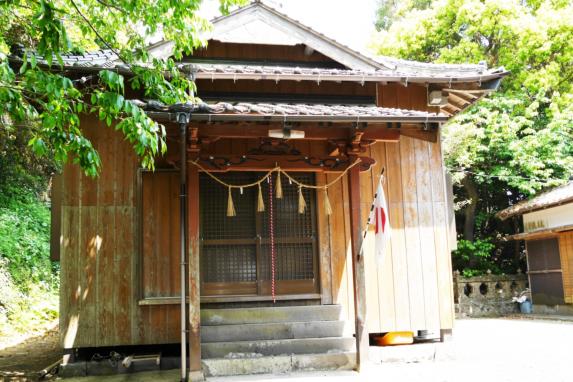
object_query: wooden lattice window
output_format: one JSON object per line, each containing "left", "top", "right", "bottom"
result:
{"left": 200, "top": 172, "right": 319, "bottom": 297}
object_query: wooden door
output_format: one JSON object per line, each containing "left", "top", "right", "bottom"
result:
{"left": 526, "top": 238, "right": 565, "bottom": 305}
{"left": 199, "top": 172, "right": 319, "bottom": 298}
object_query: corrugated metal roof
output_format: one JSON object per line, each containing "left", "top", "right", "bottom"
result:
{"left": 497, "top": 181, "right": 573, "bottom": 220}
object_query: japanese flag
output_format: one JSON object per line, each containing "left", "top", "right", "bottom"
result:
{"left": 368, "top": 176, "right": 391, "bottom": 264}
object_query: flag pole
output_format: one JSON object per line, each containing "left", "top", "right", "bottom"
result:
{"left": 357, "top": 167, "right": 385, "bottom": 260}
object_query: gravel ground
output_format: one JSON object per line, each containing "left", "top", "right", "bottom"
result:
{"left": 0, "top": 322, "right": 61, "bottom": 381}
{"left": 1, "top": 318, "right": 572, "bottom": 382}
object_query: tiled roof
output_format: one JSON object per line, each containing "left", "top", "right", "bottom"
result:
{"left": 9, "top": 46, "right": 119, "bottom": 68}
{"left": 134, "top": 100, "right": 448, "bottom": 122}
{"left": 8, "top": 46, "right": 507, "bottom": 83}
{"left": 184, "top": 62, "right": 507, "bottom": 82}
{"left": 497, "top": 181, "right": 573, "bottom": 220}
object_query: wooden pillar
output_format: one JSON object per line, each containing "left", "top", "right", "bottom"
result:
{"left": 348, "top": 165, "right": 369, "bottom": 370}
{"left": 187, "top": 165, "right": 202, "bottom": 378}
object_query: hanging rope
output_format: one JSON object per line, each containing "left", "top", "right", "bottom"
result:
{"left": 275, "top": 172, "right": 283, "bottom": 199}
{"left": 297, "top": 185, "right": 306, "bottom": 214}
{"left": 190, "top": 158, "right": 361, "bottom": 216}
{"left": 190, "top": 158, "right": 361, "bottom": 191}
{"left": 268, "top": 175, "right": 277, "bottom": 303}
{"left": 226, "top": 187, "right": 236, "bottom": 217}
{"left": 257, "top": 183, "right": 265, "bottom": 212}
{"left": 323, "top": 188, "right": 333, "bottom": 216}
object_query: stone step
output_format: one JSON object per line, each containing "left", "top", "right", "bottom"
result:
{"left": 201, "top": 320, "right": 346, "bottom": 343}
{"left": 201, "top": 304, "right": 342, "bottom": 326}
{"left": 201, "top": 352, "right": 356, "bottom": 377}
{"left": 201, "top": 337, "right": 355, "bottom": 359}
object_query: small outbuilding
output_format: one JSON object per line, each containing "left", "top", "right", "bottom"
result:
{"left": 498, "top": 181, "right": 573, "bottom": 313}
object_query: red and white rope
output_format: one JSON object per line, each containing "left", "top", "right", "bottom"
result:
{"left": 268, "top": 175, "right": 276, "bottom": 303}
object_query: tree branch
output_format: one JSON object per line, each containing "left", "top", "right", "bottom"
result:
{"left": 68, "top": 0, "right": 128, "bottom": 65}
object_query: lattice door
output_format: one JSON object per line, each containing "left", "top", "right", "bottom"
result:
{"left": 199, "top": 172, "right": 319, "bottom": 297}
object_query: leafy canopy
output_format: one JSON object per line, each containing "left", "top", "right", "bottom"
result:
{"left": 0, "top": 0, "right": 247, "bottom": 176}
{"left": 373, "top": 0, "right": 573, "bottom": 196}
{"left": 372, "top": 0, "right": 572, "bottom": 273}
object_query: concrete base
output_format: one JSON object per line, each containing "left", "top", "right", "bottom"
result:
{"left": 202, "top": 305, "right": 342, "bottom": 325}
{"left": 201, "top": 320, "right": 346, "bottom": 342}
{"left": 59, "top": 357, "right": 203, "bottom": 380}
{"left": 368, "top": 342, "right": 454, "bottom": 364}
{"left": 532, "top": 304, "right": 573, "bottom": 316}
{"left": 201, "top": 352, "right": 356, "bottom": 377}
{"left": 202, "top": 337, "right": 354, "bottom": 358}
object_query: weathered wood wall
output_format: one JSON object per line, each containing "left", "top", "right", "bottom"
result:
{"left": 319, "top": 83, "right": 454, "bottom": 333}
{"left": 559, "top": 231, "right": 573, "bottom": 304}
{"left": 59, "top": 116, "right": 182, "bottom": 348}
{"left": 58, "top": 73, "right": 455, "bottom": 349}
{"left": 322, "top": 138, "right": 455, "bottom": 333}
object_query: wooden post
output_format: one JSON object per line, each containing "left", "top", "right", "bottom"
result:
{"left": 348, "top": 165, "right": 369, "bottom": 370}
{"left": 187, "top": 164, "right": 203, "bottom": 379}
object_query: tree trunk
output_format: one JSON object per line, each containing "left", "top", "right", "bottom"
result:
{"left": 461, "top": 176, "right": 478, "bottom": 242}
{"left": 461, "top": 176, "right": 479, "bottom": 267}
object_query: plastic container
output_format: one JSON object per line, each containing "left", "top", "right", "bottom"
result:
{"left": 374, "top": 331, "right": 414, "bottom": 346}
{"left": 520, "top": 300, "right": 532, "bottom": 314}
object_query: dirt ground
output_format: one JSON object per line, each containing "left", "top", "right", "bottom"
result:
{"left": 1, "top": 317, "right": 573, "bottom": 381}
{"left": 0, "top": 322, "right": 62, "bottom": 382}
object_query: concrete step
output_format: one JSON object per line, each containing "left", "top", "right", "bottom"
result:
{"left": 201, "top": 320, "right": 346, "bottom": 343}
{"left": 201, "top": 304, "right": 342, "bottom": 326}
{"left": 201, "top": 336, "right": 355, "bottom": 359}
{"left": 201, "top": 352, "right": 356, "bottom": 377}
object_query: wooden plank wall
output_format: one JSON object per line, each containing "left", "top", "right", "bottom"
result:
{"left": 325, "top": 82, "right": 455, "bottom": 333}
{"left": 558, "top": 231, "right": 573, "bottom": 304}
{"left": 60, "top": 116, "right": 455, "bottom": 349}
{"left": 324, "top": 139, "right": 454, "bottom": 333}
{"left": 141, "top": 171, "right": 180, "bottom": 299}
{"left": 60, "top": 116, "right": 182, "bottom": 348}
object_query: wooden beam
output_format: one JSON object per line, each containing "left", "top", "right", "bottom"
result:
{"left": 193, "top": 154, "right": 376, "bottom": 173}
{"left": 50, "top": 173, "right": 62, "bottom": 261}
{"left": 348, "top": 165, "right": 368, "bottom": 371}
{"left": 400, "top": 129, "right": 438, "bottom": 143}
{"left": 187, "top": 165, "right": 202, "bottom": 375}
{"left": 447, "top": 93, "right": 471, "bottom": 108}
{"left": 190, "top": 123, "right": 401, "bottom": 142}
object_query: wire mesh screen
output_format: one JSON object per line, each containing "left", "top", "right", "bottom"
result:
{"left": 200, "top": 171, "right": 318, "bottom": 292}
{"left": 200, "top": 172, "right": 257, "bottom": 240}
{"left": 201, "top": 245, "right": 257, "bottom": 283}
{"left": 260, "top": 173, "right": 316, "bottom": 281}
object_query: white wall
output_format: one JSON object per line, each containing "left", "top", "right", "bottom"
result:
{"left": 523, "top": 203, "right": 573, "bottom": 232}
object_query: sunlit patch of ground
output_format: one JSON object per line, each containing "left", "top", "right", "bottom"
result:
{"left": 0, "top": 320, "right": 61, "bottom": 382}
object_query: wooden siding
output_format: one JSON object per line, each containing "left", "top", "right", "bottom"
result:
{"left": 559, "top": 231, "right": 573, "bottom": 304}
{"left": 190, "top": 41, "right": 341, "bottom": 66}
{"left": 323, "top": 138, "right": 454, "bottom": 333}
{"left": 141, "top": 171, "right": 180, "bottom": 299}
{"left": 60, "top": 116, "right": 182, "bottom": 348}
{"left": 59, "top": 91, "right": 455, "bottom": 349}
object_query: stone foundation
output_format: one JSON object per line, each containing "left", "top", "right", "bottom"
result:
{"left": 454, "top": 272, "right": 528, "bottom": 318}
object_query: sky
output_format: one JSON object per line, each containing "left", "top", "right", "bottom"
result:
{"left": 200, "top": 0, "right": 379, "bottom": 53}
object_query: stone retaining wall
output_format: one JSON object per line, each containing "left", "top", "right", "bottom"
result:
{"left": 454, "top": 272, "right": 528, "bottom": 318}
